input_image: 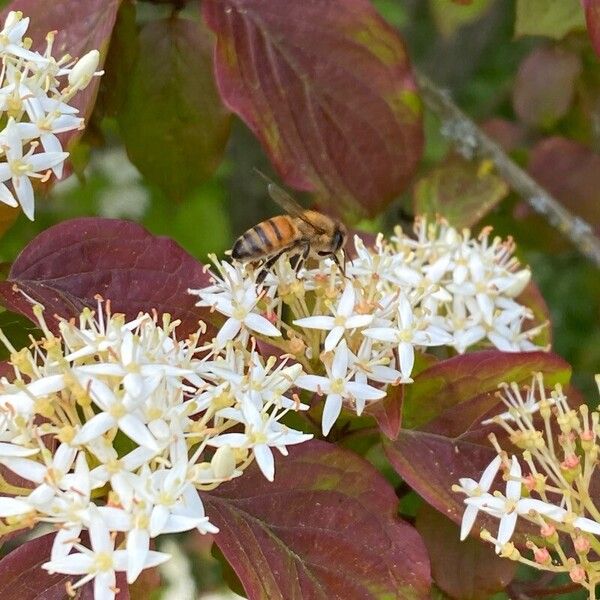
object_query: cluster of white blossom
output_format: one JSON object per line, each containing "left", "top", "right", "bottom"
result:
{"left": 190, "top": 218, "right": 545, "bottom": 435}
{"left": 0, "top": 10, "right": 101, "bottom": 219}
{"left": 0, "top": 300, "right": 310, "bottom": 600}
{"left": 455, "top": 374, "right": 600, "bottom": 598}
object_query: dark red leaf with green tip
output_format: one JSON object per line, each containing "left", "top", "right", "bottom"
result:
{"left": 1, "top": 0, "right": 122, "bottom": 147}
{"left": 416, "top": 503, "right": 517, "bottom": 600}
{"left": 0, "top": 532, "right": 130, "bottom": 599}
{"left": 513, "top": 46, "right": 581, "bottom": 128}
{"left": 584, "top": 0, "right": 600, "bottom": 57}
{"left": 0, "top": 218, "right": 211, "bottom": 337}
{"left": 203, "top": 439, "right": 431, "bottom": 600}
{"left": 203, "top": 0, "right": 423, "bottom": 218}
{"left": 402, "top": 350, "right": 570, "bottom": 430}
{"left": 386, "top": 351, "right": 570, "bottom": 538}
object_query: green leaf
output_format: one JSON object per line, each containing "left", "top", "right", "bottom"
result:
{"left": 0, "top": 310, "right": 41, "bottom": 362}
{"left": 119, "top": 17, "right": 231, "bottom": 200}
{"left": 515, "top": 0, "right": 586, "bottom": 40}
{"left": 429, "top": 0, "right": 493, "bottom": 38}
{"left": 413, "top": 157, "right": 509, "bottom": 229}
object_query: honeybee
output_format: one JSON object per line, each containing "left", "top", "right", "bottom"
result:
{"left": 231, "top": 174, "right": 347, "bottom": 279}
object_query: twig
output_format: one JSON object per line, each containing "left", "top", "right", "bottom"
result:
{"left": 414, "top": 70, "right": 600, "bottom": 268}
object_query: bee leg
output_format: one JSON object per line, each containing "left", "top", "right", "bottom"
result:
{"left": 333, "top": 251, "right": 349, "bottom": 279}
{"left": 292, "top": 242, "right": 311, "bottom": 274}
{"left": 257, "top": 251, "right": 286, "bottom": 283}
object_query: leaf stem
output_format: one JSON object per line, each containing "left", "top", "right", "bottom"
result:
{"left": 414, "top": 70, "right": 600, "bottom": 268}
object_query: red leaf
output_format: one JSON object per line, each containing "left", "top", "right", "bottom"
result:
{"left": 364, "top": 383, "right": 403, "bottom": 440}
{"left": 203, "top": 0, "right": 423, "bottom": 217}
{"left": 203, "top": 440, "right": 431, "bottom": 599}
{"left": 513, "top": 45, "right": 581, "bottom": 128}
{"left": 1, "top": 0, "right": 122, "bottom": 146}
{"left": 0, "top": 218, "right": 211, "bottom": 337}
{"left": 416, "top": 503, "right": 517, "bottom": 599}
{"left": 584, "top": 0, "right": 600, "bottom": 57}
{"left": 386, "top": 351, "right": 570, "bottom": 537}
{"left": 403, "top": 350, "right": 571, "bottom": 430}
{"left": 528, "top": 136, "right": 600, "bottom": 232}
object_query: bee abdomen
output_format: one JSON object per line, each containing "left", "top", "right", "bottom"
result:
{"left": 232, "top": 216, "right": 296, "bottom": 260}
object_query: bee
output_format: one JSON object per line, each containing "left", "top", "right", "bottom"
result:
{"left": 231, "top": 174, "right": 347, "bottom": 280}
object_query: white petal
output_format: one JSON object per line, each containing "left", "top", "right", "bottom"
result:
{"left": 126, "top": 527, "right": 150, "bottom": 583}
{"left": 14, "top": 175, "right": 34, "bottom": 220}
{"left": 397, "top": 295, "right": 414, "bottom": 328}
{"left": 73, "top": 412, "right": 115, "bottom": 444}
{"left": 331, "top": 341, "right": 349, "bottom": 379}
{"left": 118, "top": 414, "right": 159, "bottom": 451}
{"left": 506, "top": 456, "right": 522, "bottom": 501}
{"left": 362, "top": 327, "right": 398, "bottom": 343}
{"left": 244, "top": 312, "right": 281, "bottom": 337}
{"left": 322, "top": 394, "right": 343, "bottom": 435}
{"left": 0, "top": 496, "right": 32, "bottom": 516}
{"left": 345, "top": 314, "right": 373, "bottom": 329}
{"left": 293, "top": 316, "right": 335, "bottom": 330}
{"left": 479, "top": 455, "right": 501, "bottom": 491}
{"left": 94, "top": 570, "right": 117, "bottom": 600}
{"left": 398, "top": 341, "right": 415, "bottom": 381}
{"left": 337, "top": 282, "right": 355, "bottom": 317}
{"left": 295, "top": 374, "right": 330, "bottom": 394}
{"left": 346, "top": 381, "right": 386, "bottom": 401}
{"left": 496, "top": 512, "right": 517, "bottom": 550}
{"left": 254, "top": 443, "right": 275, "bottom": 481}
{"left": 0, "top": 182, "right": 17, "bottom": 207}
{"left": 28, "top": 151, "right": 69, "bottom": 172}
{"left": 324, "top": 326, "right": 344, "bottom": 352}
{"left": 215, "top": 317, "right": 241, "bottom": 346}
{"left": 42, "top": 553, "right": 92, "bottom": 575}
{"left": 150, "top": 504, "right": 170, "bottom": 537}
{"left": 573, "top": 516, "right": 600, "bottom": 535}
{"left": 460, "top": 504, "right": 478, "bottom": 541}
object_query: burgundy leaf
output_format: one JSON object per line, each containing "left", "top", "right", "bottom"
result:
{"left": 402, "top": 350, "right": 570, "bottom": 430}
{"left": 0, "top": 218, "right": 211, "bottom": 337}
{"left": 513, "top": 45, "right": 581, "bottom": 128}
{"left": 528, "top": 136, "right": 600, "bottom": 233}
{"left": 203, "top": 440, "right": 431, "bottom": 599}
{"left": 1, "top": 0, "right": 122, "bottom": 147}
{"left": 203, "top": 0, "right": 423, "bottom": 217}
{"left": 584, "top": 0, "right": 600, "bottom": 57}
{"left": 416, "top": 503, "right": 517, "bottom": 600}
{"left": 364, "top": 383, "right": 403, "bottom": 440}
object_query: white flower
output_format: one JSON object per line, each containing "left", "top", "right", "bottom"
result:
{"left": 210, "top": 401, "right": 312, "bottom": 481}
{"left": 42, "top": 508, "right": 170, "bottom": 599}
{"left": 296, "top": 341, "right": 385, "bottom": 435}
{"left": 293, "top": 282, "right": 373, "bottom": 351}
{"left": 363, "top": 294, "right": 452, "bottom": 382}
{"left": 0, "top": 118, "right": 68, "bottom": 219}
{"left": 457, "top": 455, "right": 501, "bottom": 540}
{"left": 464, "top": 456, "right": 522, "bottom": 552}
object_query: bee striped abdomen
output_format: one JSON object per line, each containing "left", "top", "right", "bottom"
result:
{"left": 232, "top": 216, "right": 298, "bottom": 260}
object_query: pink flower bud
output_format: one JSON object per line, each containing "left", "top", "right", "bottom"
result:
{"left": 541, "top": 523, "right": 556, "bottom": 538}
{"left": 574, "top": 536, "right": 591, "bottom": 554}
{"left": 581, "top": 430, "right": 594, "bottom": 442}
{"left": 523, "top": 473, "right": 536, "bottom": 492}
{"left": 569, "top": 565, "right": 586, "bottom": 584}
{"left": 561, "top": 454, "right": 580, "bottom": 470}
{"left": 534, "top": 547, "right": 550, "bottom": 565}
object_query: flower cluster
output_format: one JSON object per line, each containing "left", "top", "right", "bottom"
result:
{"left": 190, "top": 218, "right": 545, "bottom": 435}
{"left": 0, "top": 300, "right": 310, "bottom": 599}
{"left": 0, "top": 11, "right": 101, "bottom": 219}
{"left": 455, "top": 373, "right": 600, "bottom": 598}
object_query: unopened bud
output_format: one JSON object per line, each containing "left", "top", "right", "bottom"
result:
{"left": 287, "top": 335, "right": 306, "bottom": 356}
{"left": 504, "top": 268, "right": 531, "bottom": 297}
{"left": 211, "top": 445, "right": 236, "bottom": 479}
{"left": 540, "top": 523, "right": 558, "bottom": 544}
{"left": 573, "top": 536, "right": 591, "bottom": 554}
{"left": 569, "top": 564, "right": 586, "bottom": 584}
{"left": 533, "top": 547, "right": 551, "bottom": 565}
{"left": 499, "top": 542, "right": 521, "bottom": 561}
{"left": 560, "top": 454, "right": 581, "bottom": 482}
{"left": 68, "top": 49, "right": 100, "bottom": 90}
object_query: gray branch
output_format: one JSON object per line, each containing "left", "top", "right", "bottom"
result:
{"left": 415, "top": 70, "right": 600, "bottom": 268}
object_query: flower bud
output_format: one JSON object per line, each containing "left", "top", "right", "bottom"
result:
{"left": 504, "top": 268, "right": 531, "bottom": 298}
{"left": 499, "top": 542, "right": 521, "bottom": 561}
{"left": 540, "top": 523, "right": 558, "bottom": 545}
{"left": 68, "top": 49, "right": 100, "bottom": 90}
{"left": 560, "top": 454, "right": 581, "bottom": 482}
{"left": 211, "top": 445, "right": 236, "bottom": 479}
{"left": 573, "top": 536, "right": 591, "bottom": 555}
{"left": 533, "top": 547, "right": 551, "bottom": 565}
{"left": 569, "top": 564, "right": 586, "bottom": 584}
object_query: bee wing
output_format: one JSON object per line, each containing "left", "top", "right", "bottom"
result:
{"left": 255, "top": 169, "right": 328, "bottom": 234}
